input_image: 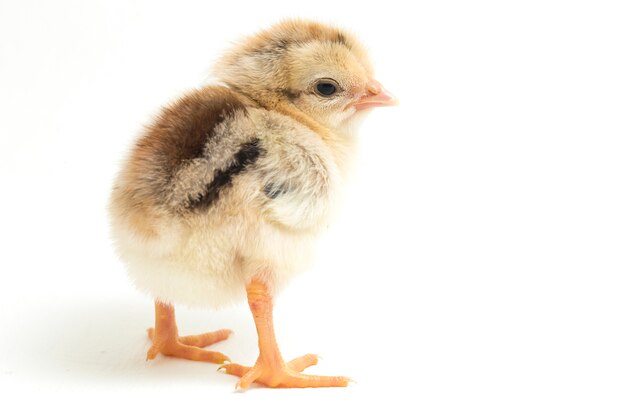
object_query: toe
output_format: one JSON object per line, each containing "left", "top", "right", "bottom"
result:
{"left": 218, "top": 363, "right": 251, "bottom": 377}
{"left": 179, "top": 329, "right": 232, "bottom": 347}
{"left": 236, "top": 366, "right": 264, "bottom": 391}
{"left": 162, "top": 344, "right": 230, "bottom": 364}
{"left": 280, "top": 373, "right": 351, "bottom": 388}
{"left": 287, "top": 354, "right": 319, "bottom": 372}
{"left": 146, "top": 344, "right": 160, "bottom": 361}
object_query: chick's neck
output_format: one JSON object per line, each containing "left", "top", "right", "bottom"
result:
{"left": 227, "top": 85, "right": 335, "bottom": 140}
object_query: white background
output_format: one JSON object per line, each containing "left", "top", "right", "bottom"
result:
{"left": 1, "top": 0, "right": 624, "bottom": 415}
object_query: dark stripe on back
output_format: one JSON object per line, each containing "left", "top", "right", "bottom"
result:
{"left": 136, "top": 87, "right": 247, "bottom": 178}
{"left": 127, "top": 86, "right": 249, "bottom": 209}
{"left": 189, "top": 139, "right": 263, "bottom": 210}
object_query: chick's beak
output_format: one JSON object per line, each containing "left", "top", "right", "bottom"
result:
{"left": 353, "top": 79, "right": 398, "bottom": 111}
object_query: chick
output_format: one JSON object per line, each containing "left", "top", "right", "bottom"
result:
{"left": 109, "top": 19, "right": 396, "bottom": 390}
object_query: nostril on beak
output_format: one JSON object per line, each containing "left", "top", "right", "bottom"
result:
{"left": 367, "top": 79, "right": 384, "bottom": 95}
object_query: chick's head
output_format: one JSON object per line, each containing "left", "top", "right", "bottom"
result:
{"left": 214, "top": 19, "right": 396, "bottom": 133}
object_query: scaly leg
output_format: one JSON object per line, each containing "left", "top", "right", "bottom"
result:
{"left": 146, "top": 301, "right": 231, "bottom": 364}
{"left": 219, "top": 278, "right": 351, "bottom": 389}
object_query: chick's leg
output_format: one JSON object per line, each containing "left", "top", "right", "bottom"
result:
{"left": 220, "top": 279, "right": 350, "bottom": 389}
{"left": 146, "top": 301, "right": 231, "bottom": 364}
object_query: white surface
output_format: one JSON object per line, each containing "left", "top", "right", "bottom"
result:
{"left": 1, "top": 0, "right": 625, "bottom": 415}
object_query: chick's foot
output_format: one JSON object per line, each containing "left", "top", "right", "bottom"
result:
{"left": 146, "top": 301, "right": 231, "bottom": 364}
{"left": 219, "top": 278, "right": 350, "bottom": 390}
{"left": 220, "top": 354, "right": 350, "bottom": 389}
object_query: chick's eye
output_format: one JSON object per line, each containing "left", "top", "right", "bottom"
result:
{"left": 316, "top": 83, "right": 336, "bottom": 96}
{"left": 314, "top": 79, "right": 339, "bottom": 97}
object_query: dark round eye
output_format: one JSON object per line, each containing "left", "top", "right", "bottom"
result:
{"left": 316, "top": 82, "right": 336, "bottom": 96}
{"left": 314, "top": 79, "right": 339, "bottom": 97}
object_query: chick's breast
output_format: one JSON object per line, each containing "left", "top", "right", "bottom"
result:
{"left": 109, "top": 86, "right": 341, "bottom": 308}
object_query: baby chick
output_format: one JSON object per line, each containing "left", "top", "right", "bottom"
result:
{"left": 109, "top": 19, "right": 396, "bottom": 390}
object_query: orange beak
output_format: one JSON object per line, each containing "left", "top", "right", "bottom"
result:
{"left": 353, "top": 79, "right": 398, "bottom": 111}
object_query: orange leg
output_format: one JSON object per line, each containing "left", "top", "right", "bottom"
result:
{"left": 219, "top": 279, "right": 351, "bottom": 389}
{"left": 146, "top": 301, "right": 231, "bottom": 364}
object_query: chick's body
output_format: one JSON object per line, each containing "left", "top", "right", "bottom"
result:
{"left": 109, "top": 20, "right": 396, "bottom": 389}
{"left": 110, "top": 87, "right": 345, "bottom": 308}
